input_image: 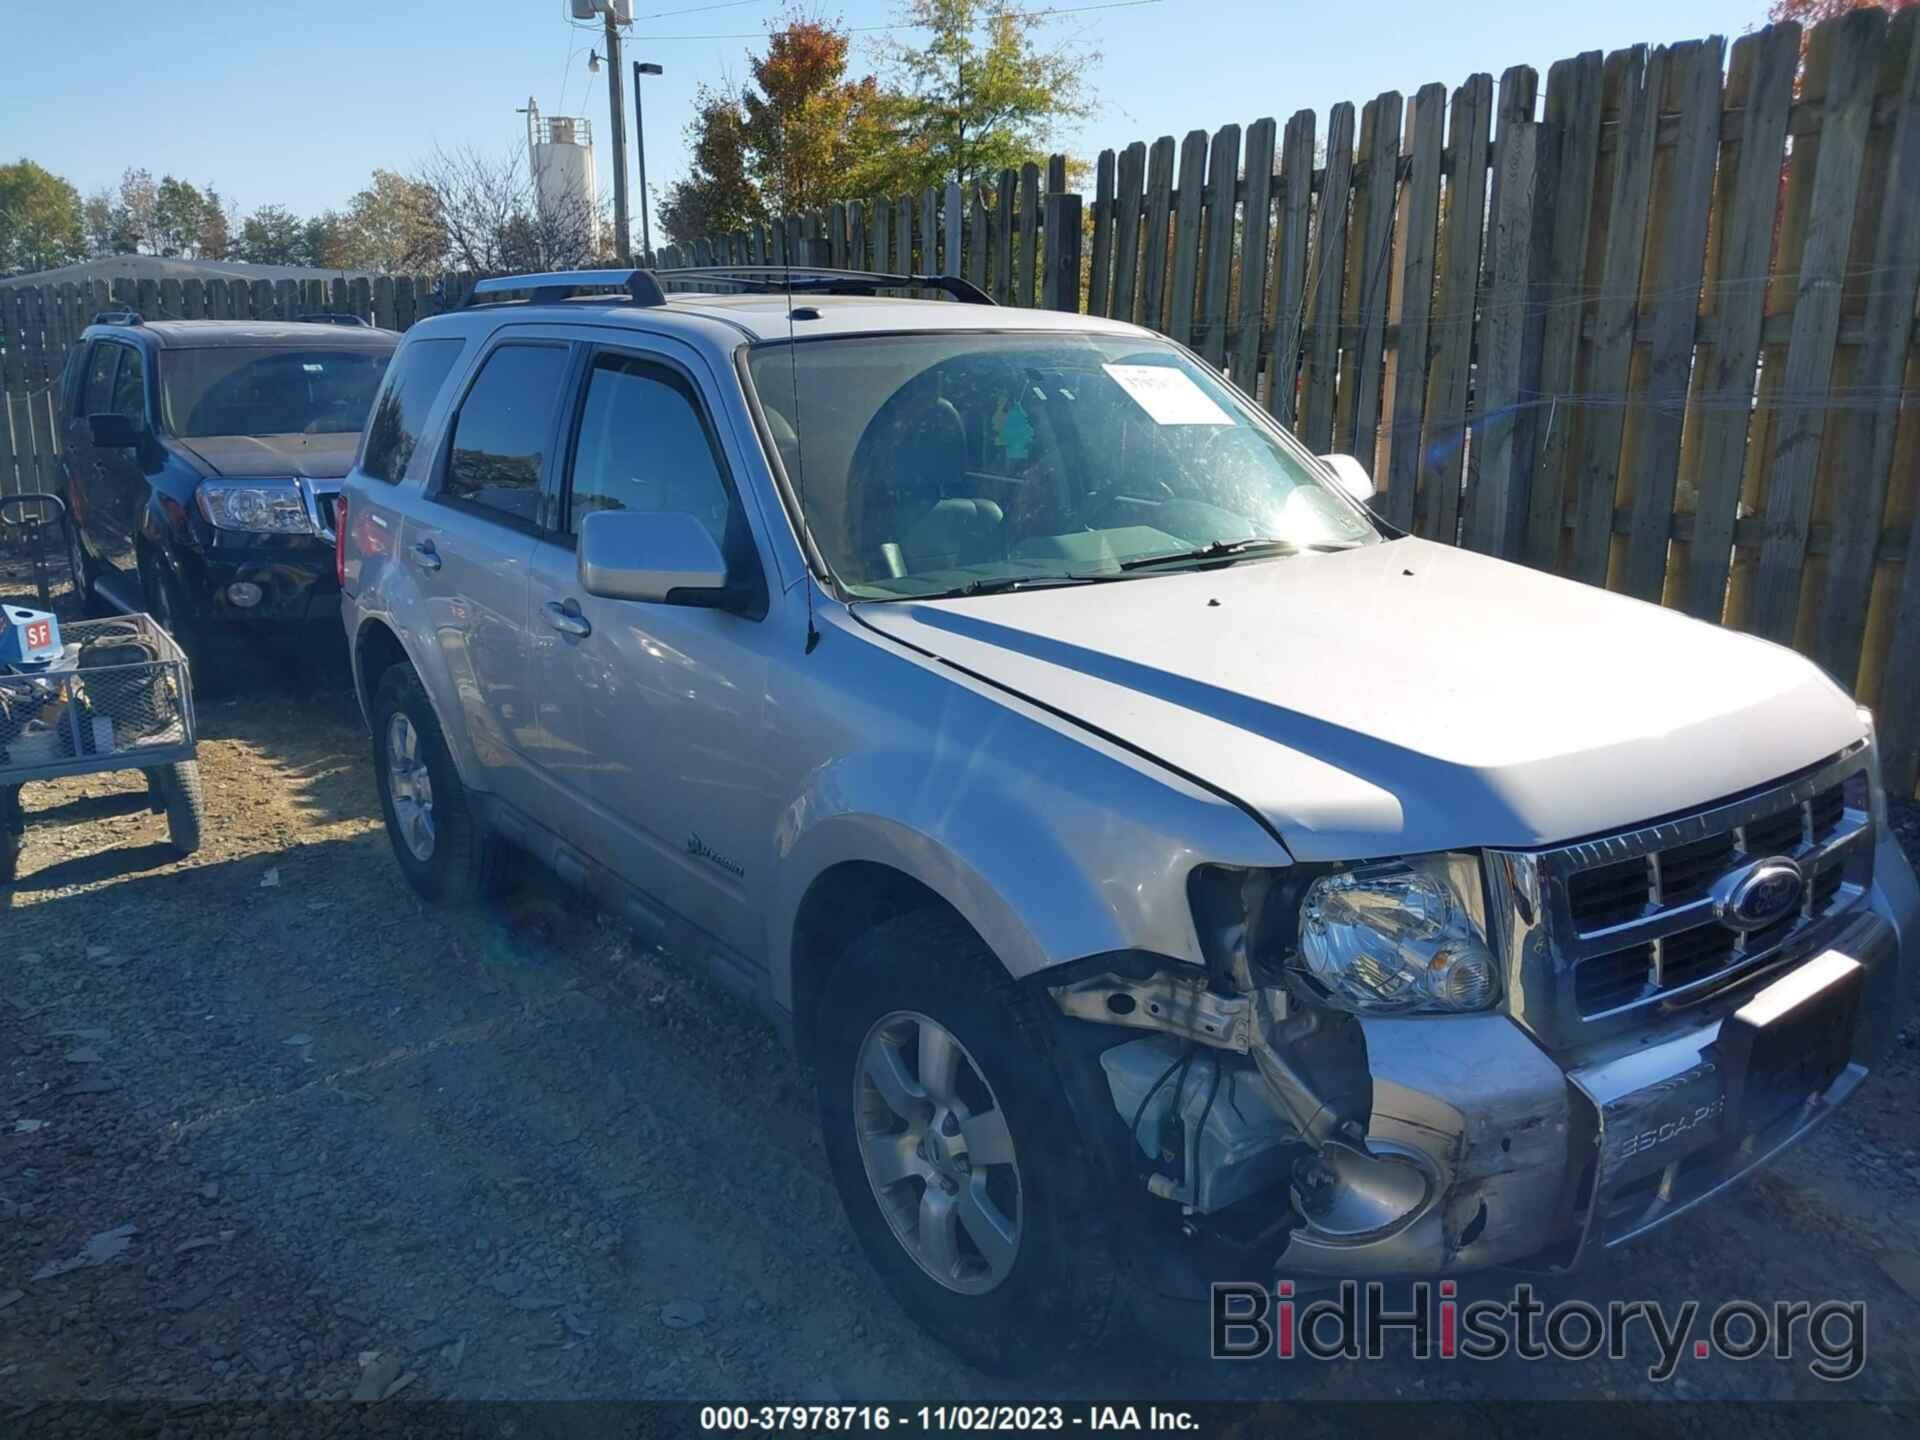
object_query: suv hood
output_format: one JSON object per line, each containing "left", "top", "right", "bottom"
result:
{"left": 854, "top": 537, "right": 1864, "bottom": 860}
{"left": 174, "top": 432, "right": 358, "bottom": 480}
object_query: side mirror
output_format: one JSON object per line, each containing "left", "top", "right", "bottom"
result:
{"left": 1318, "top": 452, "right": 1375, "bottom": 504}
{"left": 88, "top": 412, "right": 142, "bottom": 449}
{"left": 578, "top": 509, "right": 731, "bottom": 605}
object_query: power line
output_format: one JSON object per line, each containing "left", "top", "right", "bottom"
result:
{"left": 635, "top": 0, "right": 1166, "bottom": 42}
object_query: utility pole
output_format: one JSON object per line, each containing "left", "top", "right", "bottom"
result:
{"left": 633, "top": 60, "right": 663, "bottom": 264}
{"left": 601, "top": 7, "right": 631, "bottom": 264}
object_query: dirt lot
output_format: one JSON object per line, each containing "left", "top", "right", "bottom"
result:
{"left": 4, "top": 565, "right": 1920, "bottom": 1422}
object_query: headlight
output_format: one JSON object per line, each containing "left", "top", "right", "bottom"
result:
{"left": 1297, "top": 853, "right": 1499, "bottom": 1014}
{"left": 196, "top": 480, "right": 314, "bottom": 535}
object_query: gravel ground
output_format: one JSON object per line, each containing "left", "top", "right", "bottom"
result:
{"left": 3, "top": 564, "right": 1919, "bottom": 1422}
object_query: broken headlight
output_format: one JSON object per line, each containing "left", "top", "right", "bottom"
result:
{"left": 1296, "top": 853, "right": 1499, "bottom": 1015}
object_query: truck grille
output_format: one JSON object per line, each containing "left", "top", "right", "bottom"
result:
{"left": 1492, "top": 746, "right": 1876, "bottom": 1044}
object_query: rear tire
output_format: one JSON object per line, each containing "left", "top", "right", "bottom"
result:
{"left": 150, "top": 761, "right": 204, "bottom": 856}
{"left": 371, "top": 663, "right": 499, "bottom": 906}
{"left": 814, "top": 908, "right": 1118, "bottom": 1375}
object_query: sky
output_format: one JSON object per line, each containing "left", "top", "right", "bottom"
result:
{"left": 1, "top": 0, "right": 1773, "bottom": 231}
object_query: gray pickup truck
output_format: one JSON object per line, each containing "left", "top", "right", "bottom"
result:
{"left": 337, "top": 267, "right": 1918, "bottom": 1373}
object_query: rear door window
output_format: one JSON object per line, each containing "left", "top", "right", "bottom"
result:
{"left": 361, "top": 336, "right": 465, "bottom": 483}
{"left": 437, "top": 342, "right": 571, "bottom": 530}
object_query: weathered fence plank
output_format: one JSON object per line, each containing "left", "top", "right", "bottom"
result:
{"left": 1111, "top": 141, "right": 1148, "bottom": 326}
{"left": 1266, "top": 111, "right": 1316, "bottom": 426}
{"left": 1302, "top": 102, "right": 1356, "bottom": 452}
{"left": 1197, "top": 125, "right": 1241, "bottom": 366}
{"left": 1139, "top": 138, "right": 1177, "bottom": 334}
{"left": 1168, "top": 130, "right": 1209, "bottom": 349}
{"left": 1680, "top": 23, "right": 1801, "bottom": 621}
{"left": 1381, "top": 84, "right": 1446, "bottom": 531}
{"left": 1229, "top": 118, "right": 1277, "bottom": 394}
{"left": 1089, "top": 149, "right": 1117, "bottom": 318}
{"left": 1416, "top": 75, "right": 1491, "bottom": 540}
{"left": 1341, "top": 92, "right": 1404, "bottom": 467}
{"left": 1567, "top": 47, "right": 1657, "bottom": 583}
{"left": 1750, "top": 7, "right": 1885, "bottom": 643}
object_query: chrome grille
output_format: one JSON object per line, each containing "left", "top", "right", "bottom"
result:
{"left": 1491, "top": 745, "right": 1876, "bottom": 1048}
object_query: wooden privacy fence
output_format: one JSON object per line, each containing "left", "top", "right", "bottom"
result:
{"left": 2, "top": 9, "right": 1916, "bottom": 788}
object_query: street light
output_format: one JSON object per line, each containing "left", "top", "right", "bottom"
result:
{"left": 633, "top": 60, "right": 663, "bottom": 264}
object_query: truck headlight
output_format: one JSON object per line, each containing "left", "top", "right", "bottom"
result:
{"left": 196, "top": 481, "right": 314, "bottom": 535}
{"left": 1848, "top": 706, "right": 1886, "bottom": 833}
{"left": 1297, "top": 853, "right": 1499, "bottom": 1014}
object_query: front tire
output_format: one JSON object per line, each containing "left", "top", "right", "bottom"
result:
{"left": 371, "top": 663, "right": 499, "bottom": 906}
{"left": 815, "top": 909, "right": 1117, "bottom": 1374}
{"left": 148, "top": 761, "right": 204, "bottom": 856}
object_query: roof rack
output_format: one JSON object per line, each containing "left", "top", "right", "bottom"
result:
{"left": 659, "top": 266, "right": 994, "bottom": 306}
{"left": 91, "top": 309, "right": 143, "bottom": 327}
{"left": 295, "top": 312, "right": 370, "bottom": 327}
{"left": 463, "top": 269, "right": 668, "bottom": 309}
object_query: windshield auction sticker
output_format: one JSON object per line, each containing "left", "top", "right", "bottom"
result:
{"left": 1101, "top": 363, "right": 1235, "bottom": 426}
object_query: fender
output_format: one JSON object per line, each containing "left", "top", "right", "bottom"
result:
{"left": 764, "top": 626, "right": 1287, "bottom": 1008}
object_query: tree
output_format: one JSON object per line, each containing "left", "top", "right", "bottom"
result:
{"left": 857, "top": 0, "right": 1095, "bottom": 196}
{"left": 236, "top": 204, "right": 305, "bottom": 265}
{"left": 337, "top": 170, "right": 445, "bottom": 272}
{"left": 658, "top": 13, "right": 885, "bottom": 245}
{"left": 114, "top": 168, "right": 162, "bottom": 254}
{"left": 1767, "top": 0, "right": 1916, "bottom": 21}
{"left": 658, "top": 91, "right": 766, "bottom": 245}
{"left": 0, "top": 159, "right": 86, "bottom": 273}
{"left": 153, "top": 176, "right": 210, "bottom": 256}
{"left": 82, "top": 188, "right": 119, "bottom": 256}
{"left": 196, "top": 189, "right": 232, "bottom": 261}
{"left": 413, "top": 145, "right": 603, "bottom": 274}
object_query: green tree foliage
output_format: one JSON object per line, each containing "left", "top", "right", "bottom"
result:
{"left": 236, "top": 204, "right": 305, "bottom": 265}
{"left": 0, "top": 158, "right": 86, "bottom": 273}
{"left": 853, "top": 0, "right": 1094, "bottom": 196}
{"left": 338, "top": 170, "right": 446, "bottom": 272}
{"left": 658, "top": 5, "right": 1092, "bottom": 246}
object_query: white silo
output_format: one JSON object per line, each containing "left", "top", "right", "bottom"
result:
{"left": 526, "top": 99, "right": 601, "bottom": 248}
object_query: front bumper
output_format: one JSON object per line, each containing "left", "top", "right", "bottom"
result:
{"left": 180, "top": 540, "right": 341, "bottom": 630}
{"left": 1278, "top": 830, "right": 1916, "bottom": 1279}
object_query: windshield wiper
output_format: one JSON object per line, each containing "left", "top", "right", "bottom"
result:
{"left": 1119, "top": 537, "right": 1301, "bottom": 570}
{"left": 950, "top": 573, "right": 1113, "bottom": 597}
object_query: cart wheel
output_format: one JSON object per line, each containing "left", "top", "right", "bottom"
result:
{"left": 153, "top": 760, "right": 205, "bottom": 857}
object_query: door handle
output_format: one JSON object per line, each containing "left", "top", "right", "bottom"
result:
{"left": 545, "top": 599, "right": 591, "bottom": 638}
{"left": 411, "top": 540, "right": 442, "bottom": 572}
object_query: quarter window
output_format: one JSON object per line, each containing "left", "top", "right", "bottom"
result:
{"left": 440, "top": 344, "right": 570, "bottom": 527}
{"left": 362, "top": 337, "right": 465, "bottom": 484}
{"left": 566, "top": 353, "right": 733, "bottom": 544}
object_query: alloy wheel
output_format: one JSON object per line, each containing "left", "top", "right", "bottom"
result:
{"left": 385, "top": 713, "right": 436, "bottom": 862}
{"left": 853, "top": 1010, "right": 1022, "bottom": 1295}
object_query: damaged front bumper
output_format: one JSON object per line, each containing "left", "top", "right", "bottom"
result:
{"left": 1074, "top": 832, "right": 1917, "bottom": 1282}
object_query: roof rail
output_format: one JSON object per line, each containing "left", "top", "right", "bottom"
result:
{"left": 658, "top": 267, "right": 994, "bottom": 306}
{"left": 463, "top": 269, "right": 667, "bottom": 309}
{"left": 91, "top": 309, "right": 143, "bottom": 327}
{"left": 296, "top": 312, "right": 370, "bottom": 327}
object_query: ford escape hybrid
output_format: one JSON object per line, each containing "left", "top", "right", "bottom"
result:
{"left": 337, "top": 267, "right": 1918, "bottom": 1373}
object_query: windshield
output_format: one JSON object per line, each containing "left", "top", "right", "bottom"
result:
{"left": 160, "top": 346, "right": 391, "bottom": 439}
{"left": 747, "top": 331, "right": 1377, "bottom": 598}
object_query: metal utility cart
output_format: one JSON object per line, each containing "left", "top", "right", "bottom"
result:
{"left": 1, "top": 610, "right": 203, "bottom": 886}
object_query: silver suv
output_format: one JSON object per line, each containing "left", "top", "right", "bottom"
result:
{"left": 339, "top": 267, "right": 1918, "bottom": 1372}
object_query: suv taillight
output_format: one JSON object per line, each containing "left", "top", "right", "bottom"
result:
{"left": 334, "top": 494, "right": 349, "bottom": 588}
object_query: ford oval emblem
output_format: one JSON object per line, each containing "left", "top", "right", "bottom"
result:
{"left": 1714, "top": 857, "right": 1805, "bottom": 932}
